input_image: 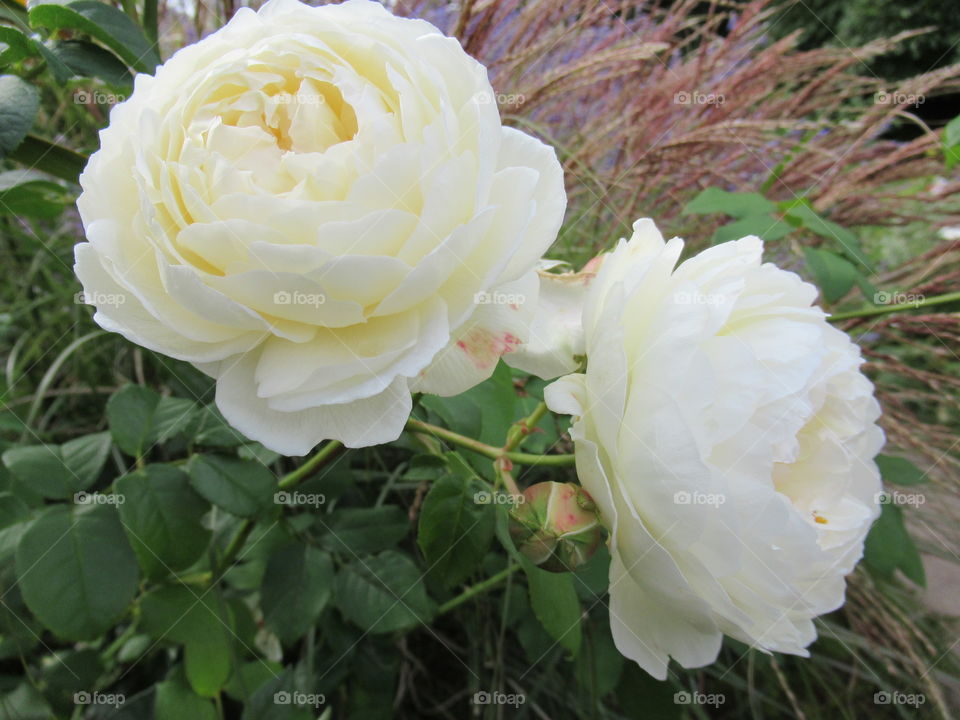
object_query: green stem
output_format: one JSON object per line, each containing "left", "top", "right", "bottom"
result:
{"left": 828, "top": 291, "right": 960, "bottom": 322}
{"left": 405, "top": 418, "right": 575, "bottom": 466}
{"left": 503, "top": 400, "right": 548, "bottom": 452}
{"left": 278, "top": 440, "right": 343, "bottom": 490}
{"left": 438, "top": 564, "right": 521, "bottom": 615}
{"left": 215, "top": 519, "right": 255, "bottom": 576}
{"left": 213, "top": 440, "right": 344, "bottom": 576}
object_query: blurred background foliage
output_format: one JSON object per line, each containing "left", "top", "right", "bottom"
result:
{"left": 0, "top": 0, "right": 958, "bottom": 717}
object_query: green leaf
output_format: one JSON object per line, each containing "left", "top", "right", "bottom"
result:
{"left": 417, "top": 467, "right": 494, "bottom": 587}
{"left": 944, "top": 115, "right": 960, "bottom": 169}
{"left": 0, "top": 74, "right": 37, "bottom": 156}
{"left": 710, "top": 213, "right": 794, "bottom": 244}
{"left": 574, "top": 621, "right": 624, "bottom": 698}
{"left": 0, "top": 169, "right": 70, "bottom": 218}
{"left": 187, "top": 454, "right": 275, "bottom": 518}
{"left": 617, "top": 663, "right": 681, "bottom": 719}
{"left": 527, "top": 565, "right": 582, "bottom": 656}
{"left": 876, "top": 454, "right": 927, "bottom": 485}
{"left": 50, "top": 39, "right": 131, "bottom": 85}
{"left": 28, "top": 1, "right": 159, "bottom": 72}
{"left": 32, "top": 39, "right": 71, "bottom": 84}
{"left": 261, "top": 542, "right": 333, "bottom": 645}
{"left": 6, "top": 134, "right": 87, "bottom": 183}
{"left": 804, "top": 247, "right": 857, "bottom": 303}
{"left": 193, "top": 405, "right": 246, "bottom": 448}
{"left": 186, "top": 637, "right": 232, "bottom": 698}
{"left": 318, "top": 506, "right": 409, "bottom": 555}
{"left": 107, "top": 385, "right": 196, "bottom": 456}
{"left": 334, "top": 550, "right": 435, "bottom": 634}
{"left": 15, "top": 504, "right": 139, "bottom": 640}
{"left": 682, "top": 187, "right": 776, "bottom": 218}
{"left": 864, "top": 502, "right": 925, "bottom": 586}
{"left": 2, "top": 431, "right": 111, "bottom": 499}
{"left": 140, "top": 586, "right": 234, "bottom": 697}
{"left": 40, "top": 648, "right": 103, "bottom": 713}
{"left": 784, "top": 201, "right": 872, "bottom": 271}
{"left": 155, "top": 680, "right": 218, "bottom": 720}
{"left": 115, "top": 464, "right": 212, "bottom": 579}
{"left": 242, "top": 670, "right": 317, "bottom": 720}
{"left": 0, "top": 26, "right": 34, "bottom": 66}
{"left": 224, "top": 660, "right": 283, "bottom": 702}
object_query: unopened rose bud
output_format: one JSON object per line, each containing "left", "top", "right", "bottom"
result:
{"left": 509, "top": 482, "right": 602, "bottom": 572}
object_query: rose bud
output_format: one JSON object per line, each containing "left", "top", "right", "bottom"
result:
{"left": 509, "top": 481, "right": 602, "bottom": 572}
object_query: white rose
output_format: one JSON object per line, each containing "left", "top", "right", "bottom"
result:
{"left": 545, "top": 219, "right": 883, "bottom": 678}
{"left": 74, "top": 0, "right": 565, "bottom": 455}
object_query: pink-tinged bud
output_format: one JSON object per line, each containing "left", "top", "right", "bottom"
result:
{"left": 509, "top": 482, "right": 602, "bottom": 572}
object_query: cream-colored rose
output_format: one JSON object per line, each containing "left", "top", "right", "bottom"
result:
{"left": 545, "top": 219, "right": 883, "bottom": 678}
{"left": 74, "top": 0, "right": 565, "bottom": 455}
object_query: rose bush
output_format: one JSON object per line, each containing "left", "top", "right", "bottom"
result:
{"left": 545, "top": 219, "right": 884, "bottom": 679}
{"left": 73, "top": 0, "right": 565, "bottom": 455}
